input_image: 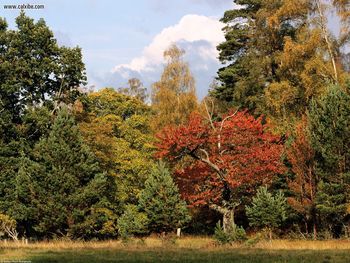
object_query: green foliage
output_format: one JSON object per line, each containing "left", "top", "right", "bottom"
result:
{"left": 316, "top": 182, "right": 347, "bottom": 236}
{"left": 0, "top": 13, "right": 86, "bottom": 237}
{"left": 212, "top": 0, "right": 303, "bottom": 114}
{"left": 214, "top": 221, "right": 246, "bottom": 245}
{"left": 117, "top": 205, "right": 149, "bottom": 239}
{"left": 244, "top": 233, "right": 262, "bottom": 247}
{"left": 308, "top": 85, "right": 350, "bottom": 171}
{"left": 308, "top": 84, "right": 350, "bottom": 236}
{"left": 138, "top": 162, "right": 191, "bottom": 233}
{"left": 246, "top": 186, "right": 287, "bottom": 237}
{"left": 0, "top": 12, "right": 86, "bottom": 119}
{"left": 17, "top": 108, "right": 117, "bottom": 239}
{"left": 78, "top": 88, "right": 156, "bottom": 205}
{"left": 83, "top": 88, "right": 149, "bottom": 118}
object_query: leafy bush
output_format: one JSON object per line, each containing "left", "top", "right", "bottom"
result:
{"left": 214, "top": 221, "right": 246, "bottom": 244}
{"left": 117, "top": 205, "right": 149, "bottom": 239}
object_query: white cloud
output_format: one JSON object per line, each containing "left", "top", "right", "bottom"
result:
{"left": 112, "top": 14, "right": 225, "bottom": 73}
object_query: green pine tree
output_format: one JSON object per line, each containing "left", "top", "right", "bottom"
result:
{"left": 19, "top": 107, "right": 117, "bottom": 239}
{"left": 308, "top": 84, "right": 350, "bottom": 237}
{"left": 246, "top": 186, "right": 288, "bottom": 239}
{"left": 212, "top": 0, "right": 304, "bottom": 114}
{"left": 138, "top": 162, "right": 191, "bottom": 233}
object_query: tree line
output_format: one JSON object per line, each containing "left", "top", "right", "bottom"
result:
{"left": 0, "top": 0, "right": 350, "bottom": 241}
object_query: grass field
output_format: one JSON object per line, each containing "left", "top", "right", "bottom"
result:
{"left": 1, "top": 237, "right": 350, "bottom": 262}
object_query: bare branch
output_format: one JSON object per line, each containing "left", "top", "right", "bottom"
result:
{"left": 220, "top": 108, "right": 239, "bottom": 133}
{"left": 197, "top": 149, "right": 226, "bottom": 182}
{"left": 209, "top": 204, "right": 230, "bottom": 214}
{"left": 203, "top": 98, "right": 215, "bottom": 130}
{"left": 315, "top": 0, "right": 338, "bottom": 84}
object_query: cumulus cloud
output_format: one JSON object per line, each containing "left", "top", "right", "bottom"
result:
{"left": 101, "top": 14, "right": 229, "bottom": 99}
{"left": 112, "top": 14, "right": 225, "bottom": 73}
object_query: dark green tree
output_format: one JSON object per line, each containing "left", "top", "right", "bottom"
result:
{"left": 308, "top": 84, "right": 350, "bottom": 236}
{"left": 0, "top": 12, "right": 86, "bottom": 116}
{"left": 18, "top": 108, "right": 117, "bottom": 239}
{"left": 246, "top": 186, "right": 288, "bottom": 239}
{"left": 0, "top": 13, "right": 86, "bottom": 230}
{"left": 138, "top": 162, "right": 191, "bottom": 233}
{"left": 212, "top": 0, "right": 304, "bottom": 114}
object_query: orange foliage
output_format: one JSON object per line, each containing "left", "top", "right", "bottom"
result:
{"left": 156, "top": 111, "right": 286, "bottom": 206}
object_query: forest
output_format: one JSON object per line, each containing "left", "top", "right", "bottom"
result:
{"left": 1, "top": 0, "right": 350, "bottom": 246}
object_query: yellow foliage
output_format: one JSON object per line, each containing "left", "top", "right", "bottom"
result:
{"left": 151, "top": 44, "right": 198, "bottom": 131}
{"left": 265, "top": 81, "right": 299, "bottom": 115}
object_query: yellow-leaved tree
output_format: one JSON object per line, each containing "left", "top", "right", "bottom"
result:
{"left": 151, "top": 44, "right": 198, "bottom": 131}
{"left": 264, "top": 0, "right": 350, "bottom": 133}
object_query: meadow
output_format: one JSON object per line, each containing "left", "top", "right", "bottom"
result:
{"left": 2, "top": 237, "right": 350, "bottom": 263}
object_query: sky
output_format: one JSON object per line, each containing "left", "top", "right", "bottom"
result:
{"left": 1, "top": 0, "right": 237, "bottom": 99}
{"left": 1, "top": 1, "right": 342, "bottom": 100}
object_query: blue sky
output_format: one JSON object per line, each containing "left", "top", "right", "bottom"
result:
{"left": 1, "top": 0, "right": 341, "bottom": 99}
{"left": 2, "top": 0, "right": 235, "bottom": 99}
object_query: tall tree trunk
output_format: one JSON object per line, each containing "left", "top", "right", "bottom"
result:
{"left": 315, "top": 0, "right": 339, "bottom": 84}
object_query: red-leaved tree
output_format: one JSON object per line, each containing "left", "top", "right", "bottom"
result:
{"left": 156, "top": 109, "right": 285, "bottom": 232}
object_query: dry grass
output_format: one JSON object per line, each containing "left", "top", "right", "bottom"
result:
{"left": 1, "top": 237, "right": 350, "bottom": 251}
{"left": 0, "top": 237, "right": 211, "bottom": 250}
{"left": 2, "top": 238, "right": 350, "bottom": 263}
{"left": 255, "top": 239, "right": 350, "bottom": 250}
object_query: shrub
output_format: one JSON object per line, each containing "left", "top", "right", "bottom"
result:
{"left": 117, "top": 205, "right": 148, "bottom": 239}
{"left": 214, "top": 221, "right": 246, "bottom": 245}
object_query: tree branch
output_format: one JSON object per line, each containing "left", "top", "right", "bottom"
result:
{"left": 204, "top": 98, "right": 216, "bottom": 131}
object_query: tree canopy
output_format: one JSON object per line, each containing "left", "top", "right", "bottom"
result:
{"left": 151, "top": 44, "right": 198, "bottom": 131}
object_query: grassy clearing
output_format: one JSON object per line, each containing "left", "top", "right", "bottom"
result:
{"left": 1, "top": 238, "right": 350, "bottom": 262}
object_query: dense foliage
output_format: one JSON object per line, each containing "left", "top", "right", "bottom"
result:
{"left": 138, "top": 162, "right": 191, "bottom": 233}
{"left": 246, "top": 186, "right": 288, "bottom": 239}
{"left": 156, "top": 110, "right": 285, "bottom": 232}
{"left": 1, "top": 4, "right": 350, "bottom": 241}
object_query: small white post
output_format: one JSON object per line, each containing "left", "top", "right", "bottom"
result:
{"left": 177, "top": 228, "right": 181, "bottom": 237}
